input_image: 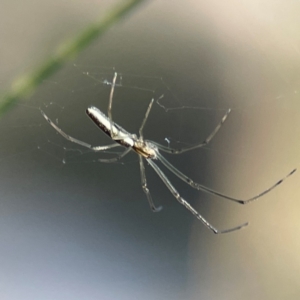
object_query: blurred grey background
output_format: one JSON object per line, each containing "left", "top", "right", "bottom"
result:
{"left": 0, "top": 1, "right": 300, "bottom": 299}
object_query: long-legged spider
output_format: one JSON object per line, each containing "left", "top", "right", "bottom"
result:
{"left": 41, "top": 72, "right": 296, "bottom": 234}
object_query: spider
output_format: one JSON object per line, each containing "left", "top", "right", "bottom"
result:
{"left": 40, "top": 72, "right": 296, "bottom": 234}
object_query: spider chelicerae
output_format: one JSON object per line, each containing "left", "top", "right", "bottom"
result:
{"left": 41, "top": 72, "right": 296, "bottom": 234}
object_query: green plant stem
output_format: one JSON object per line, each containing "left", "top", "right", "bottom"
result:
{"left": 0, "top": 0, "right": 148, "bottom": 117}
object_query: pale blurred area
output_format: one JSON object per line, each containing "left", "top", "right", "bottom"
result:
{"left": 1, "top": 1, "right": 300, "bottom": 299}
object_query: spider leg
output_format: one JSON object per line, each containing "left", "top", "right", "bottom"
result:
{"left": 108, "top": 72, "right": 118, "bottom": 139}
{"left": 147, "top": 159, "right": 248, "bottom": 234}
{"left": 156, "top": 151, "right": 296, "bottom": 204}
{"left": 139, "top": 155, "right": 163, "bottom": 212}
{"left": 150, "top": 108, "right": 231, "bottom": 154}
{"left": 138, "top": 94, "right": 164, "bottom": 139}
{"left": 139, "top": 98, "right": 154, "bottom": 139}
{"left": 41, "top": 109, "right": 121, "bottom": 151}
{"left": 98, "top": 148, "right": 131, "bottom": 163}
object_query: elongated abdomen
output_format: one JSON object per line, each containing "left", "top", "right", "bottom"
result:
{"left": 86, "top": 106, "right": 134, "bottom": 147}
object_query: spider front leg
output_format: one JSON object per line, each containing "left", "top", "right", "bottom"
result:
{"left": 147, "top": 158, "right": 248, "bottom": 234}
{"left": 156, "top": 151, "right": 296, "bottom": 204}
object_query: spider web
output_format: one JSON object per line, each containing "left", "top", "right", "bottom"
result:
{"left": 0, "top": 56, "right": 298, "bottom": 211}
{"left": 0, "top": 63, "right": 237, "bottom": 168}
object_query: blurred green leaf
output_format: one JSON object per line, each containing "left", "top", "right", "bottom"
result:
{"left": 0, "top": 0, "right": 148, "bottom": 117}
